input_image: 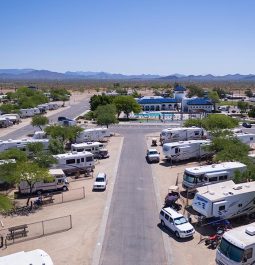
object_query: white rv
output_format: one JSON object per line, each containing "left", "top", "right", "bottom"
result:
{"left": 1, "top": 114, "right": 21, "bottom": 124}
{"left": 0, "top": 249, "right": 54, "bottom": 265}
{"left": 235, "top": 132, "right": 255, "bottom": 146}
{"left": 76, "top": 128, "right": 110, "bottom": 143}
{"left": 192, "top": 180, "right": 255, "bottom": 220}
{"left": 216, "top": 223, "right": 255, "bottom": 265}
{"left": 71, "top": 142, "right": 109, "bottom": 158}
{"left": 47, "top": 102, "right": 59, "bottom": 110}
{"left": 162, "top": 139, "right": 212, "bottom": 161}
{"left": 20, "top": 108, "right": 40, "bottom": 118}
{"left": 53, "top": 151, "right": 95, "bottom": 175}
{"left": 19, "top": 169, "right": 69, "bottom": 195}
{"left": 0, "top": 139, "right": 49, "bottom": 152}
{"left": 182, "top": 162, "right": 246, "bottom": 190}
{"left": 160, "top": 127, "right": 205, "bottom": 145}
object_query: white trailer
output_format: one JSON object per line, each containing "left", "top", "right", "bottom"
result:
{"left": 71, "top": 142, "right": 109, "bottom": 158}
{"left": 76, "top": 128, "right": 110, "bottom": 143}
{"left": 19, "top": 169, "right": 69, "bottom": 195}
{"left": 0, "top": 138, "right": 49, "bottom": 152}
{"left": 235, "top": 132, "right": 255, "bottom": 145}
{"left": 162, "top": 139, "right": 212, "bottom": 161}
{"left": 0, "top": 249, "right": 54, "bottom": 265}
{"left": 182, "top": 162, "right": 246, "bottom": 190}
{"left": 216, "top": 223, "right": 255, "bottom": 265}
{"left": 160, "top": 127, "right": 205, "bottom": 145}
{"left": 47, "top": 102, "right": 59, "bottom": 110}
{"left": 1, "top": 114, "right": 21, "bottom": 124}
{"left": 20, "top": 108, "right": 40, "bottom": 118}
{"left": 192, "top": 180, "right": 255, "bottom": 220}
{"left": 53, "top": 151, "right": 95, "bottom": 175}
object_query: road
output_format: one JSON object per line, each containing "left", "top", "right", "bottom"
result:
{"left": 99, "top": 127, "right": 167, "bottom": 265}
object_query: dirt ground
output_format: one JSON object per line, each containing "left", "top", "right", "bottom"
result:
{"left": 146, "top": 133, "right": 217, "bottom": 265}
{"left": 0, "top": 135, "right": 124, "bottom": 265}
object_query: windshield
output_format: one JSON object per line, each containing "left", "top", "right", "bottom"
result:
{"left": 174, "top": 217, "right": 188, "bottom": 225}
{"left": 96, "top": 178, "right": 105, "bottom": 182}
{"left": 218, "top": 238, "right": 244, "bottom": 263}
{"left": 149, "top": 151, "right": 158, "bottom": 155}
{"left": 183, "top": 172, "right": 197, "bottom": 183}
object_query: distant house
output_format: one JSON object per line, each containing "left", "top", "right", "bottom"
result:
{"left": 137, "top": 96, "right": 178, "bottom": 111}
{"left": 28, "top": 86, "right": 38, "bottom": 91}
{"left": 186, "top": 98, "right": 213, "bottom": 113}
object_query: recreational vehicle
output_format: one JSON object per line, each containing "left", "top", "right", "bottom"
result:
{"left": 216, "top": 223, "right": 255, "bottom": 265}
{"left": 162, "top": 139, "right": 212, "bottom": 161}
{"left": 1, "top": 114, "right": 21, "bottom": 124}
{"left": 20, "top": 108, "right": 40, "bottom": 118}
{"left": 192, "top": 180, "right": 255, "bottom": 220}
{"left": 19, "top": 169, "right": 68, "bottom": 195}
{"left": 58, "top": 118, "right": 77, "bottom": 126}
{"left": 182, "top": 162, "right": 246, "bottom": 190}
{"left": 48, "top": 102, "right": 59, "bottom": 110}
{"left": 76, "top": 128, "right": 110, "bottom": 143}
{"left": 160, "top": 127, "right": 205, "bottom": 145}
{"left": 71, "top": 142, "right": 109, "bottom": 158}
{"left": 0, "top": 138, "right": 49, "bottom": 152}
{"left": 235, "top": 132, "right": 255, "bottom": 146}
{"left": 0, "top": 249, "right": 54, "bottom": 265}
{"left": 53, "top": 151, "right": 95, "bottom": 175}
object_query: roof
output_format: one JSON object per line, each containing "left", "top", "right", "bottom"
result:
{"left": 174, "top": 85, "right": 186, "bottom": 92}
{"left": 163, "top": 139, "right": 211, "bottom": 148}
{"left": 137, "top": 97, "right": 177, "bottom": 105}
{"left": 54, "top": 151, "right": 93, "bottom": 158}
{"left": 185, "top": 162, "right": 246, "bottom": 175}
{"left": 49, "top": 169, "right": 65, "bottom": 176}
{"left": 72, "top": 142, "right": 101, "bottom": 148}
{"left": 187, "top": 98, "right": 213, "bottom": 105}
{"left": 162, "top": 207, "right": 183, "bottom": 218}
{"left": 161, "top": 127, "right": 202, "bottom": 133}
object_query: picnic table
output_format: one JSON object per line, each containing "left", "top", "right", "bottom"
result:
{"left": 6, "top": 224, "right": 28, "bottom": 240}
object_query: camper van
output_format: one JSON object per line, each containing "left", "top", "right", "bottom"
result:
{"left": 0, "top": 138, "right": 49, "bottom": 152}
{"left": 20, "top": 108, "right": 40, "bottom": 118}
{"left": 76, "top": 128, "right": 110, "bottom": 143}
{"left": 19, "top": 169, "right": 68, "bottom": 195}
{"left": 192, "top": 180, "right": 255, "bottom": 220}
{"left": 0, "top": 249, "right": 54, "bottom": 265}
{"left": 53, "top": 151, "right": 95, "bottom": 175}
{"left": 160, "top": 127, "right": 205, "bottom": 145}
{"left": 182, "top": 162, "right": 246, "bottom": 190}
{"left": 71, "top": 142, "right": 109, "bottom": 158}
{"left": 1, "top": 114, "right": 21, "bottom": 124}
{"left": 216, "top": 223, "right": 255, "bottom": 265}
{"left": 162, "top": 139, "right": 212, "bottom": 161}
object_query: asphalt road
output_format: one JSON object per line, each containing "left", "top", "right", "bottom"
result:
{"left": 99, "top": 128, "right": 167, "bottom": 265}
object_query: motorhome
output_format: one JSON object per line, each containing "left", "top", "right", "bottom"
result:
{"left": 1, "top": 114, "right": 21, "bottom": 124}
{"left": 216, "top": 223, "right": 255, "bottom": 265}
{"left": 192, "top": 180, "right": 255, "bottom": 220}
{"left": 19, "top": 169, "right": 68, "bottom": 194}
{"left": 37, "top": 104, "right": 49, "bottom": 113}
{"left": 0, "top": 139, "right": 49, "bottom": 152}
{"left": 76, "top": 128, "right": 110, "bottom": 143}
{"left": 182, "top": 162, "right": 246, "bottom": 190}
{"left": 162, "top": 139, "right": 212, "bottom": 161}
{"left": 160, "top": 127, "right": 205, "bottom": 145}
{"left": 53, "top": 151, "right": 95, "bottom": 175}
{"left": 71, "top": 142, "right": 109, "bottom": 158}
{"left": 20, "top": 108, "right": 40, "bottom": 118}
{"left": 0, "top": 117, "right": 12, "bottom": 128}
{"left": 0, "top": 249, "right": 54, "bottom": 265}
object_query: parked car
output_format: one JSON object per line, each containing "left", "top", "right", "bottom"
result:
{"left": 146, "top": 149, "right": 160, "bottom": 163}
{"left": 159, "top": 207, "right": 195, "bottom": 238}
{"left": 242, "top": 122, "right": 252, "bottom": 128}
{"left": 93, "top": 172, "right": 108, "bottom": 191}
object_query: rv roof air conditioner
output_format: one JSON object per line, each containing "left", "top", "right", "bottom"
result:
{"left": 211, "top": 164, "right": 216, "bottom": 168}
{"left": 209, "top": 191, "right": 215, "bottom": 195}
{"left": 233, "top": 185, "right": 243, "bottom": 190}
{"left": 246, "top": 226, "right": 255, "bottom": 236}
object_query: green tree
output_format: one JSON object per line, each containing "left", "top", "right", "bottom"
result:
{"left": 95, "top": 104, "right": 118, "bottom": 128}
{"left": 245, "top": 89, "right": 253, "bottom": 98}
{"left": 89, "top": 94, "right": 114, "bottom": 111}
{"left": 113, "top": 96, "right": 141, "bottom": 119}
{"left": 248, "top": 107, "right": 255, "bottom": 118}
{"left": 187, "top": 85, "right": 204, "bottom": 98}
{"left": 213, "top": 87, "right": 227, "bottom": 99}
{"left": 0, "top": 149, "right": 27, "bottom": 162}
{"left": 49, "top": 139, "right": 65, "bottom": 155}
{"left": 0, "top": 103, "right": 19, "bottom": 114}
{"left": 208, "top": 91, "right": 220, "bottom": 111}
{"left": 237, "top": 101, "right": 249, "bottom": 113}
{"left": 31, "top": 115, "right": 49, "bottom": 130}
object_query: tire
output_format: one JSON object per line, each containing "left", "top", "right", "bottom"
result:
{"left": 161, "top": 220, "right": 165, "bottom": 227}
{"left": 175, "top": 231, "right": 180, "bottom": 238}
{"left": 62, "top": 186, "right": 68, "bottom": 192}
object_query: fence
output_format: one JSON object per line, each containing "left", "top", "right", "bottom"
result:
{"left": 0, "top": 215, "right": 72, "bottom": 247}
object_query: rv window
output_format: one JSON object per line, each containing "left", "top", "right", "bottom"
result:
{"left": 175, "top": 148, "right": 179, "bottom": 154}
{"left": 194, "top": 131, "right": 199, "bottom": 135}
{"left": 160, "top": 210, "right": 164, "bottom": 216}
{"left": 86, "top": 156, "right": 93, "bottom": 162}
{"left": 209, "top": 177, "right": 218, "bottom": 182}
{"left": 219, "top": 175, "right": 228, "bottom": 181}
{"left": 57, "top": 179, "right": 63, "bottom": 184}
{"left": 66, "top": 159, "right": 75, "bottom": 164}
{"left": 244, "top": 248, "right": 253, "bottom": 260}
{"left": 77, "top": 148, "right": 83, "bottom": 152}
{"left": 81, "top": 158, "right": 84, "bottom": 163}
{"left": 77, "top": 159, "right": 80, "bottom": 164}
{"left": 238, "top": 203, "right": 242, "bottom": 208}
{"left": 204, "top": 177, "right": 208, "bottom": 182}
{"left": 219, "top": 205, "right": 225, "bottom": 211}
{"left": 250, "top": 137, "right": 254, "bottom": 141}
{"left": 169, "top": 217, "right": 173, "bottom": 224}
{"left": 164, "top": 214, "right": 169, "bottom": 221}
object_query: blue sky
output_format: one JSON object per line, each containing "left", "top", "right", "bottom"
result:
{"left": 0, "top": 0, "right": 254, "bottom": 75}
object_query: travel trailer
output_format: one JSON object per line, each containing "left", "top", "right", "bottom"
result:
{"left": 0, "top": 139, "right": 49, "bottom": 152}
{"left": 0, "top": 249, "right": 54, "bottom": 265}
{"left": 71, "top": 142, "right": 109, "bottom": 158}
{"left": 182, "top": 162, "right": 246, "bottom": 190}
{"left": 19, "top": 108, "right": 40, "bottom": 118}
{"left": 1, "top": 114, "right": 21, "bottom": 124}
{"left": 216, "top": 223, "right": 255, "bottom": 265}
{"left": 76, "top": 128, "right": 110, "bottom": 143}
{"left": 47, "top": 102, "right": 59, "bottom": 110}
{"left": 235, "top": 132, "right": 255, "bottom": 146}
{"left": 192, "top": 180, "right": 255, "bottom": 220}
{"left": 19, "top": 169, "right": 68, "bottom": 194}
{"left": 53, "top": 151, "right": 95, "bottom": 175}
{"left": 160, "top": 127, "right": 205, "bottom": 145}
{"left": 162, "top": 139, "right": 212, "bottom": 161}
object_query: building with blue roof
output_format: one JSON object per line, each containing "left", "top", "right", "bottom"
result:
{"left": 137, "top": 96, "right": 179, "bottom": 111}
{"left": 186, "top": 98, "right": 213, "bottom": 113}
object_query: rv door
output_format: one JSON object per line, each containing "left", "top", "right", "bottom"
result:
{"left": 212, "top": 201, "right": 227, "bottom": 218}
